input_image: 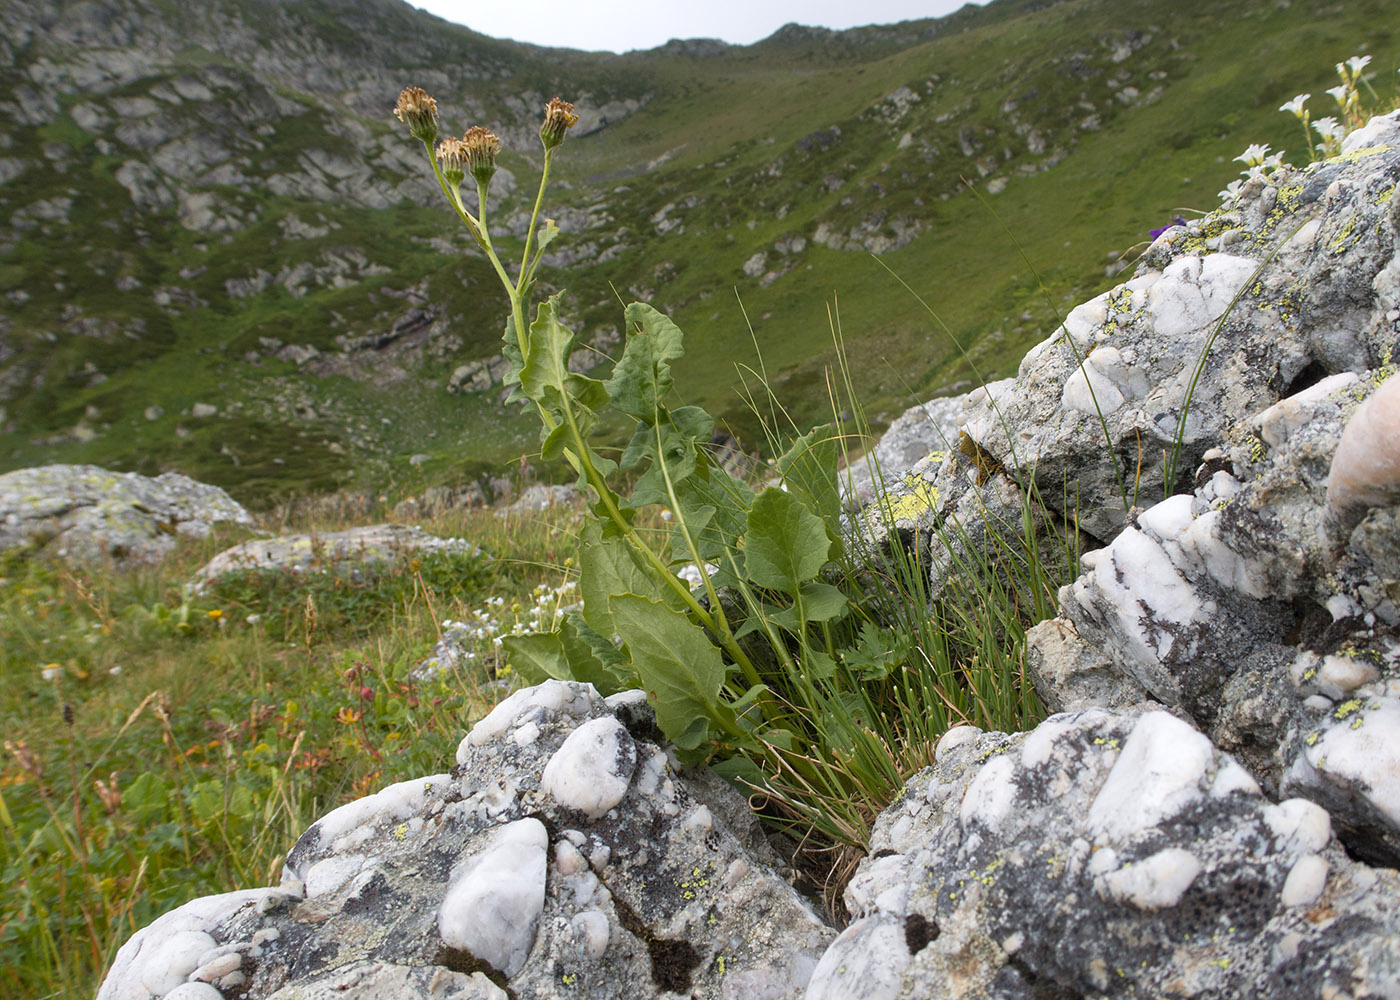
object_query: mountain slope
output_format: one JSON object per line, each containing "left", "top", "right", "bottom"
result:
{"left": 0, "top": 0, "right": 1391, "bottom": 503}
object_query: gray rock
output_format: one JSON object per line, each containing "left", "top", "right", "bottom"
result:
{"left": 96, "top": 681, "right": 835, "bottom": 1000}
{"left": 0, "top": 464, "right": 251, "bottom": 563}
{"left": 192, "top": 523, "right": 482, "bottom": 589}
{"left": 842, "top": 390, "right": 978, "bottom": 506}
{"left": 1048, "top": 368, "right": 1400, "bottom": 861}
{"left": 960, "top": 112, "right": 1400, "bottom": 541}
{"left": 817, "top": 707, "right": 1400, "bottom": 1000}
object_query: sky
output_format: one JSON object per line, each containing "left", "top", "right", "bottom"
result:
{"left": 410, "top": 1, "right": 985, "bottom": 54}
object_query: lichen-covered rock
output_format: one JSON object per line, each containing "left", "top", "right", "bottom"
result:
{"left": 192, "top": 523, "right": 482, "bottom": 589}
{"left": 1045, "top": 368, "right": 1400, "bottom": 864}
{"left": 96, "top": 681, "right": 834, "bottom": 1000}
{"left": 841, "top": 390, "right": 979, "bottom": 506}
{"left": 815, "top": 707, "right": 1400, "bottom": 1000}
{"left": 955, "top": 111, "right": 1400, "bottom": 542}
{"left": 0, "top": 464, "right": 251, "bottom": 562}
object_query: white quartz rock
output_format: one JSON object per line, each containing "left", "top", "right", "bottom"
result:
{"left": 1088, "top": 711, "right": 1213, "bottom": 843}
{"left": 542, "top": 716, "right": 637, "bottom": 820}
{"left": 1327, "top": 374, "right": 1400, "bottom": 530}
{"left": 438, "top": 818, "right": 548, "bottom": 977}
{"left": 1095, "top": 847, "right": 1203, "bottom": 909}
{"left": 139, "top": 930, "right": 216, "bottom": 995}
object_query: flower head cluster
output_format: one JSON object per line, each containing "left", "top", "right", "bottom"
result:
{"left": 435, "top": 135, "right": 467, "bottom": 187}
{"left": 394, "top": 86, "right": 439, "bottom": 143}
{"left": 540, "top": 96, "right": 579, "bottom": 151}
{"left": 462, "top": 125, "right": 502, "bottom": 186}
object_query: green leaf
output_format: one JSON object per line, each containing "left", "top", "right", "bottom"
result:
{"left": 559, "top": 613, "right": 631, "bottom": 695}
{"left": 579, "top": 521, "right": 672, "bottom": 636}
{"left": 611, "top": 593, "right": 725, "bottom": 749}
{"left": 743, "top": 487, "right": 832, "bottom": 594}
{"left": 605, "top": 303, "right": 686, "bottom": 421}
{"left": 711, "top": 755, "right": 768, "bottom": 792}
{"left": 798, "top": 582, "right": 847, "bottom": 622}
{"left": 534, "top": 217, "right": 561, "bottom": 256}
{"left": 804, "top": 650, "right": 838, "bottom": 681}
{"left": 519, "top": 296, "right": 576, "bottom": 404}
{"left": 670, "top": 405, "right": 714, "bottom": 442}
{"left": 503, "top": 631, "right": 572, "bottom": 685}
{"left": 776, "top": 424, "right": 842, "bottom": 543}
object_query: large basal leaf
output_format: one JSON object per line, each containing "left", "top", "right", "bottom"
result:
{"left": 605, "top": 303, "right": 686, "bottom": 421}
{"left": 611, "top": 593, "right": 725, "bottom": 749}
{"left": 559, "top": 612, "right": 632, "bottom": 695}
{"left": 743, "top": 487, "right": 832, "bottom": 594}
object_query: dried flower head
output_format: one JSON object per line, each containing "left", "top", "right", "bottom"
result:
{"left": 462, "top": 125, "right": 502, "bottom": 186}
{"left": 394, "top": 86, "right": 439, "bottom": 143}
{"left": 539, "top": 96, "right": 579, "bottom": 151}
{"left": 436, "top": 136, "right": 467, "bottom": 187}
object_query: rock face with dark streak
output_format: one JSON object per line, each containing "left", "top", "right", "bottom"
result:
{"left": 96, "top": 682, "right": 834, "bottom": 1000}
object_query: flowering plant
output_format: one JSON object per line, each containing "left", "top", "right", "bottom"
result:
{"left": 393, "top": 86, "right": 1042, "bottom": 854}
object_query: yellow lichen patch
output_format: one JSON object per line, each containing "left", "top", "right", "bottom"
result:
{"left": 1333, "top": 698, "right": 1363, "bottom": 720}
{"left": 877, "top": 480, "right": 940, "bottom": 523}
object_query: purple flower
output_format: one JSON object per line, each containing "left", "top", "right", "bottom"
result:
{"left": 1149, "top": 215, "right": 1187, "bottom": 240}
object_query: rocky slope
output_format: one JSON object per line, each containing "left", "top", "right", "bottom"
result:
{"left": 95, "top": 111, "right": 1400, "bottom": 1000}
{"left": 1, "top": 0, "right": 1389, "bottom": 503}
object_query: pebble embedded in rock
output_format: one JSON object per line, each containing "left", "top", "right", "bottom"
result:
{"left": 437, "top": 818, "right": 548, "bottom": 978}
{"left": 541, "top": 716, "right": 637, "bottom": 820}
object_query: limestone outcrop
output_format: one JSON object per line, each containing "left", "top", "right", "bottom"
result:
{"left": 0, "top": 464, "right": 251, "bottom": 562}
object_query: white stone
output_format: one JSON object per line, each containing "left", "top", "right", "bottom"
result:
{"left": 464, "top": 680, "right": 598, "bottom": 752}
{"left": 139, "top": 930, "right": 216, "bottom": 995}
{"left": 291, "top": 776, "right": 450, "bottom": 867}
{"left": 1209, "top": 759, "right": 1261, "bottom": 799}
{"left": 162, "top": 985, "right": 224, "bottom": 1000}
{"left": 1327, "top": 374, "right": 1400, "bottom": 526}
{"left": 570, "top": 909, "right": 611, "bottom": 959}
{"left": 1292, "top": 698, "right": 1400, "bottom": 827}
{"left": 959, "top": 754, "right": 1018, "bottom": 832}
{"left": 1096, "top": 847, "right": 1202, "bottom": 909}
{"left": 1088, "top": 712, "right": 1213, "bottom": 843}
{"left": 804, "top": 915, "right": 909, "bottom": 1000}
{"left": 1280, "top": 854, "right": 1329, "bottom": 908}
{"left": 437, "top": 818, "right": 548, "bottom": 977}
{"left": 934, "top": 724, "right": 983, "bottom": 761}
{"left": 541, "top": 716, "right": 637, "bottom": 820}
{"left": 1261, "top": 798, "right": 1332, "bottom": 855}
{"left": 1145, "top": 253, "right": 1258, "bottom": 338}
{"left": 190, "top": 952, "right": 241, "bottom": 981}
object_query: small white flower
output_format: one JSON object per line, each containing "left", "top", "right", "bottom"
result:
{"left": 41, "top": 667, "right": 61, "bottom": 681}
{"left": 1219, "top": 179, "right": 1244, "bottom": 202}
{"left": 1279, "top": 94, "right": 1310, "bottom": 116}
{"left": 1326, "top": 84, "right": 1350, "bottom": 107}
{"left": 108, "top": 666, "right": 123, "bottom": 676}
{"left": 1312, "top": 116, "right": 1345, "bottom": 140}
{"left": 1233, "top": 143, "right": 1270, "bottom": 167}
{"left": 1261, "top": 153, "right": 1285, "bottom": 170}
{"left": 1346, "top": 55, "right": 1371, "bottom": 76}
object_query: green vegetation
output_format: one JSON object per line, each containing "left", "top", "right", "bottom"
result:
{"left": 0, "top": 0, "right": 1393, "bottom": 502}
{"left": 0, "top": 502, "right": 576, "bottom": 998}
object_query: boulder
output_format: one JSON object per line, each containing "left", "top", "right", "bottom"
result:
{"left": 815, "top": 707, "right": 1400, "bottom": 999}
{"left": 95, "top": 682, "right": 834, "bottom": 1000}
{"left": 192, "top": 523, "right": 482, "bottom": 589}
{"left": 0, "top": 464, "right": 251, "bottom": 563}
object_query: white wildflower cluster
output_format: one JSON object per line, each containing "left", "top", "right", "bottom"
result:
{"left": 1221, "top": 54, "right": 1393, "bottom": 207}
{"left": 415, "top": 579, "right": 581, "bottom": 679}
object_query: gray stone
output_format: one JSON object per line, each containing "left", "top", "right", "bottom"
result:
{"left": 95, "top": 681, "right": 835, "bottom": 1000}
{"left": 192, "top": 523, "right": 482, "bottom": 590}
{"left": 960, "top": 112, "right": 1400, "bottom": 541}
{"left": 0, "top": 464, "right": 251, "bottom": 563}
{"left": 817, "top": 707, "right": 1400, "bottom": 1000}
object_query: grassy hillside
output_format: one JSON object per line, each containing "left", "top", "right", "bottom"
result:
{"left": 0, "top": 0, "right": 1392, "bottom": 505}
